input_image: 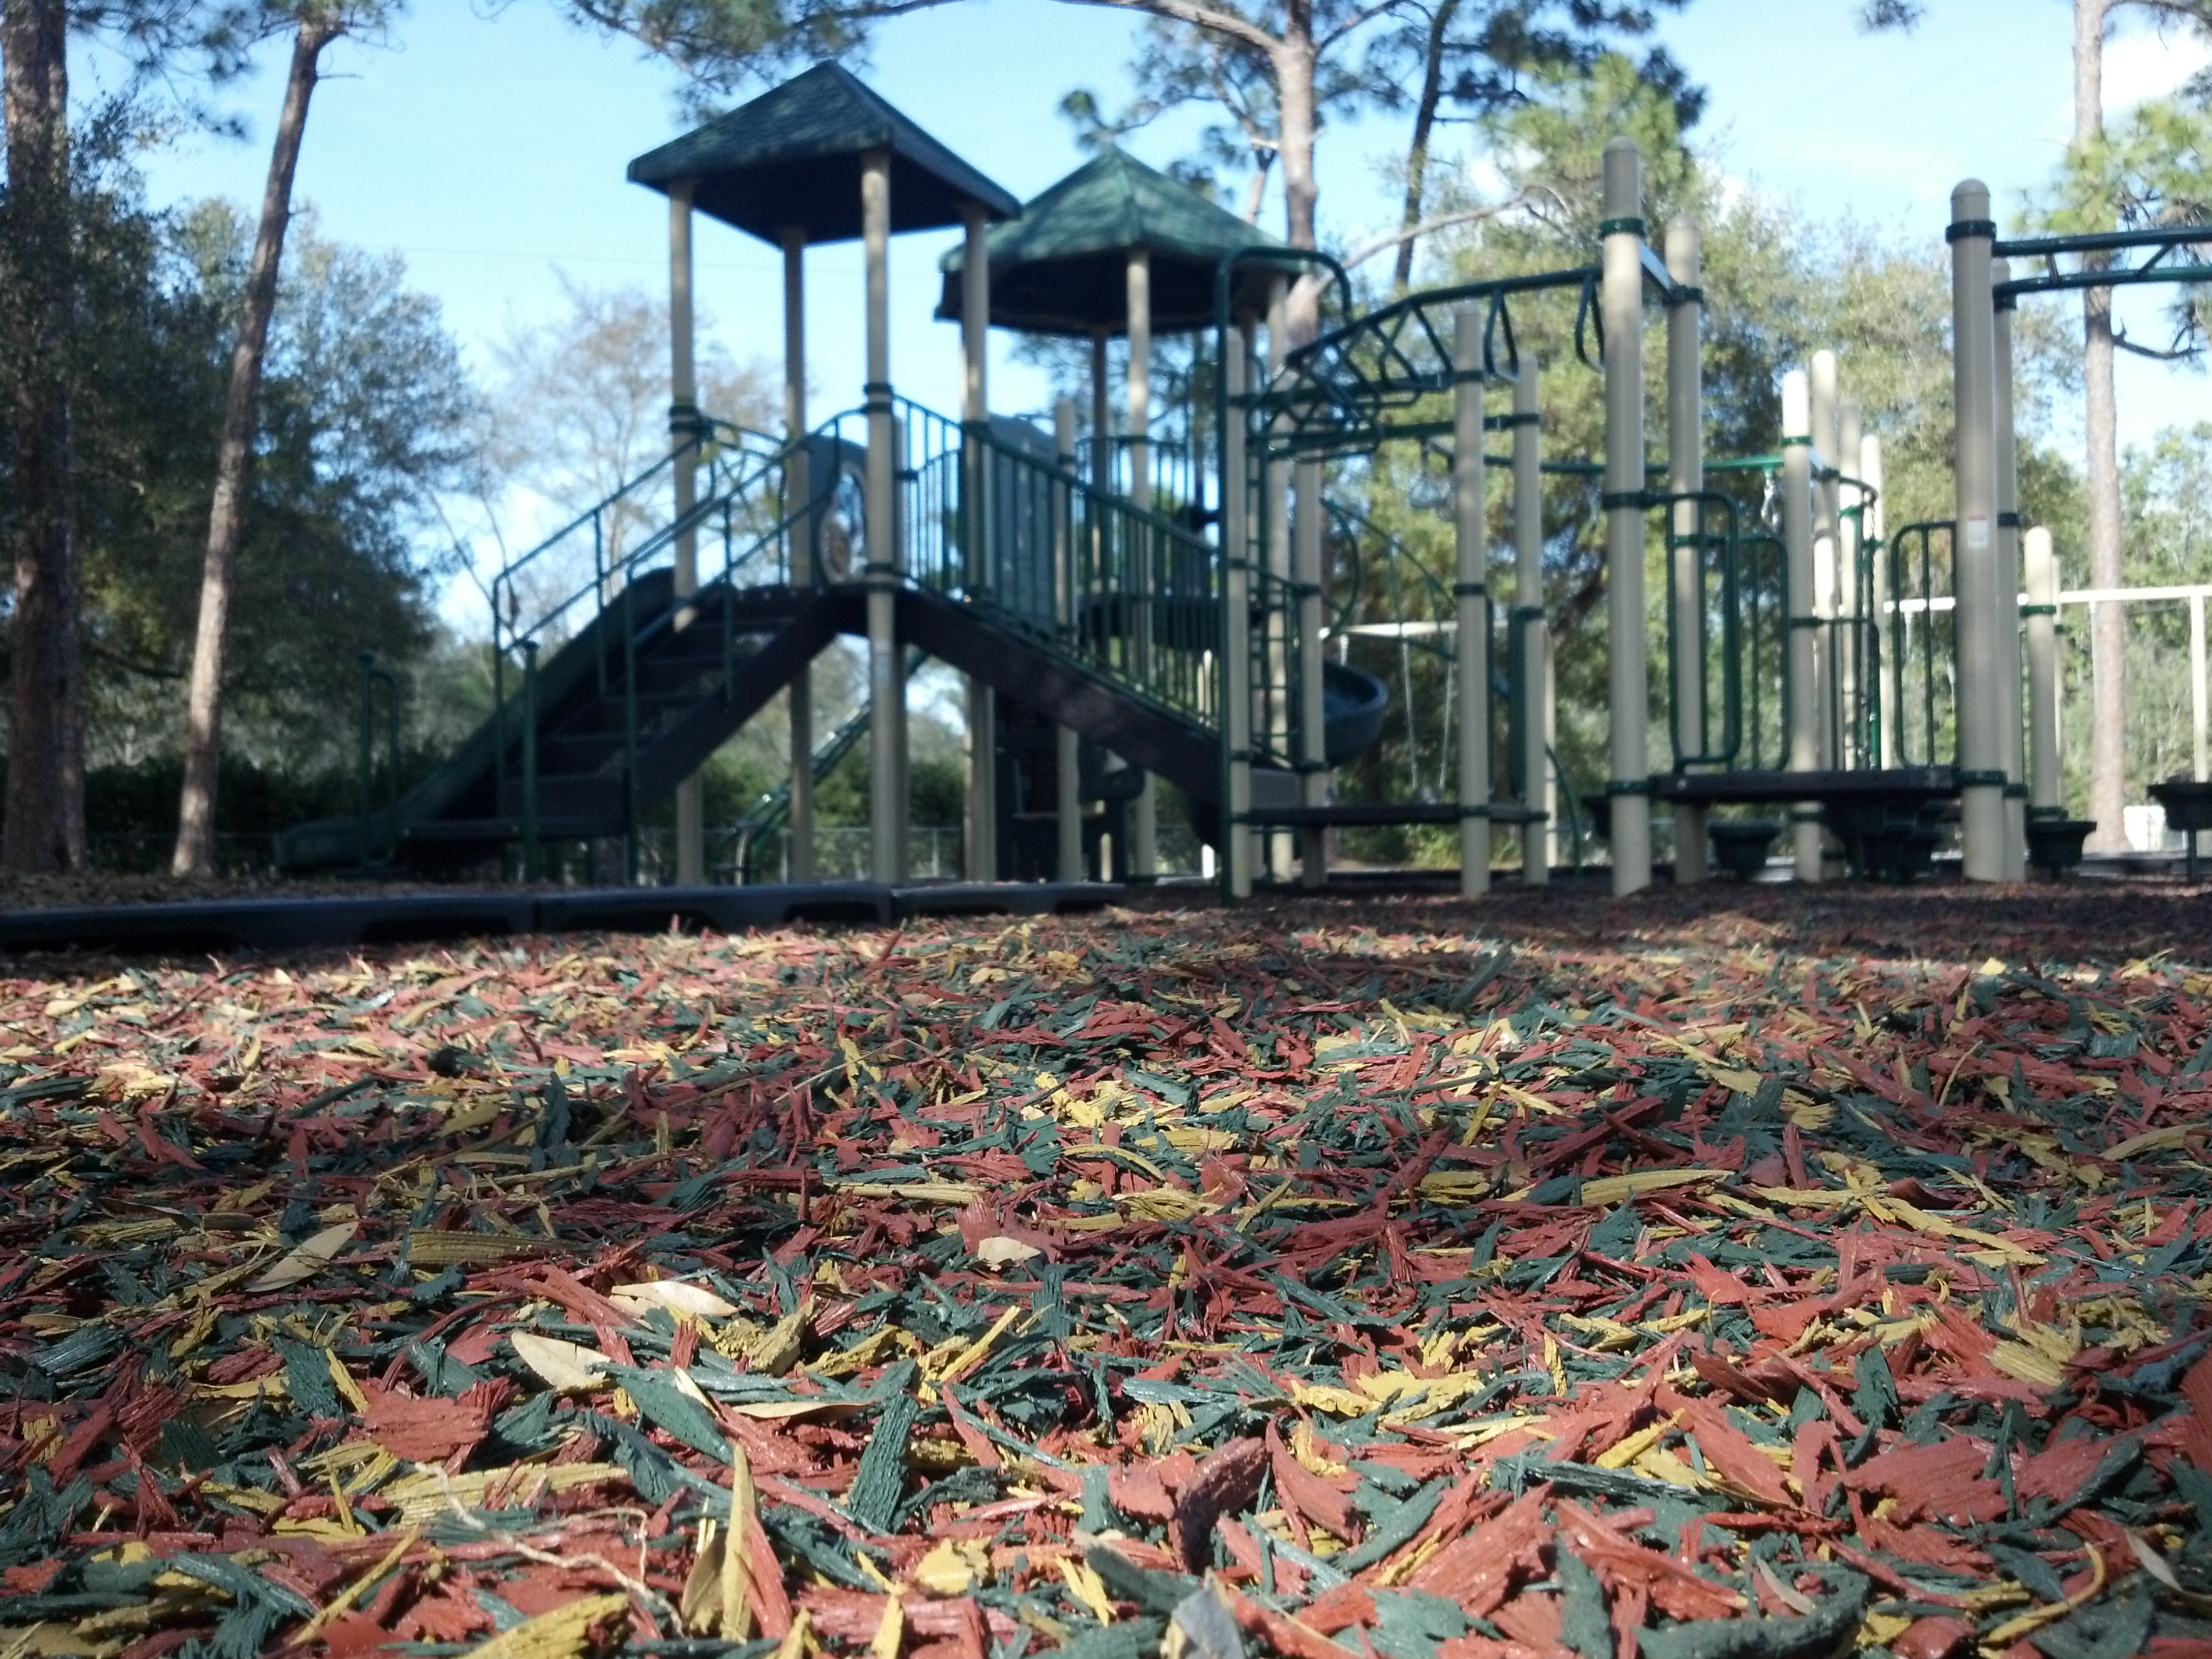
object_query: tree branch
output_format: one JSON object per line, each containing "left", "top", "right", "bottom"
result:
{"left": 2112, "top": 0, "right": 2212, "bottom": 25}
{"left": 2114, "top": 323, "right": 2202, "bottom": 361}
{"left": 1054, "top": 0, "right": 1284, "bottom": 60}
{"left": 1315, "top": 0, "right": 1419, "bottom": 53}
{"left": 1333, "top": 194, "right": 1530, "bottom": 279}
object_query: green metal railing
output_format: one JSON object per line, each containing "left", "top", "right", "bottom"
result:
{"left": 478, "top": 394, "right": 1224, "bottom": 877}
{"left": 1655, "top": 475, "right": 1909, "bottom": 779}
{"left": 1887, "top": 520, "right": 1958, "bottom": 769}
{"left": 488, "top": 418, "right": 796, "bottom": 873}
{"left": 1740, "top": 532, "right": 1789, "bottom": 772}
{"left": 490, "top": 419, "right": 784, "bottom": 663}
{"left": 1660, "top": 489, "right": 1744, "bottom": 772}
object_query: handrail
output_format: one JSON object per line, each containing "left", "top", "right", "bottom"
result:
{"left": 1992, "top": 222, "right": 2212, "bottom": 301}
{"left": 489, "top": 419, "right": 779, "bottom": 644}
{"left": 492, "top": 426, "right": 793, "bottom": 662}
{"left": 1657, "top": 489, "right": 1744, "bottom": 771}
{"left": 1738, "top": 531, "right": 1787, "bottom": 773}
{"left": 1887, "top": 520, "right": 1957, "bottom": 771}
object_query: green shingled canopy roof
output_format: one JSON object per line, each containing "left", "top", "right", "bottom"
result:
{"left": 628, "top": 63, "right": 1017, "bottom": 247}
{"left": 937, "top": 148, "right": 1282, "bottom": 336}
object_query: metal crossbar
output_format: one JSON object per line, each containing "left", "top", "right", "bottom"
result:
{"left": 1992, "top": 223, "right": 2212, "bottom": 301}
{"left": 1252, "top": 269, "right": 1599, "bottom": 457}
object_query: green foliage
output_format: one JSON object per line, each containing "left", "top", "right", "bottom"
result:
{"left": 72, "top": 193, "right": 476, "bottom": 777}
{"left": 0, "top": 137, "right": 476, "bottom": 861}
{"left": 1060, "top": 1, "right": 1692, "bottom": 228}
{"left": 559, "top": 0, "right": 888, "bottom": 106}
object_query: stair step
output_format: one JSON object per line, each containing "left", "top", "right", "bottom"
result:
{"left": 504, "top": 778, "right": 632, "bottom": 818}
{"left": 535, "top": 737, "right": 629, "bottom": 773}
{"left": 554, "top": 692, "right": 718, "bottom": 738}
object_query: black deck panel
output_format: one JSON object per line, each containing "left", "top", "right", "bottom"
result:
{"left": 0, "top": 892, "right": 539, "bottom": 954}
{"left": 0, "top": 880, "right": 1147, "bottom": 955}
{"left": 1249, "top": 802, "right": 1543, "bottom": 827}
{"left": 1651, "top": 767, "right": 1958, "bottom": 805}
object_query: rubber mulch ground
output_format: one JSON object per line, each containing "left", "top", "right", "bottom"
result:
{"left": 4, "top": 882, "right": 2211, "bottom": 1659}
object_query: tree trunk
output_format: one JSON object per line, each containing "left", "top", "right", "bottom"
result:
{"left": 172, "top": 20, "right": 340, "bottom": 877}
{"left": 1275, "top": 0, "right": 1321, "bottom": 342}
{"left": 1392, "top": 0, "right": 1458, "bottom": 294}
{"left": 1, "top": 0, "right": 86, "bottom": 874}
{"left": 1240, "top": 149, "right": 1273, "bottom": 224}
{"left": 2076, "top": 0, "right": 2129, "bottom": 851}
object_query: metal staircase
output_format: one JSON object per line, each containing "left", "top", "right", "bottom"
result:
{"left": 278, "top": 397, "right": 1336, "bottom": 878}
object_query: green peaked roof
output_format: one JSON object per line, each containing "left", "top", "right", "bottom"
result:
{"left": 628, "top": 63, "right": 1017, "bottom": 247}
{"left": 938, "top": 148, "right": 1282, "bottom": 336}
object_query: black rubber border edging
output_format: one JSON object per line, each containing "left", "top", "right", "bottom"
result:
{"left": 0, "top": 881, "right": 1126, "bottom": 955}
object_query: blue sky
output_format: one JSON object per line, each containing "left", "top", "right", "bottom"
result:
{"left": 84, "top": 0, "right": 2209, "bottom": 586}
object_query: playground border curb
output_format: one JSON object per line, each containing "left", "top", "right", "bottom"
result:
{"left": 0, "top": 881, "right": 1126, "bottom": 956}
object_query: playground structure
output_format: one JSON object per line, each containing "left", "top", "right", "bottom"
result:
{"left": 275, "top": 66, "right": 2212, "bottom": 900}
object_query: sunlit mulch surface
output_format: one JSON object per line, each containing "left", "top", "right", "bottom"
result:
{"left": 5, "top": 886, "right": 2212, "bottom": 1659}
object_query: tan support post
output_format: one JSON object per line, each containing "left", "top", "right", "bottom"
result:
{"left": 669, "top": 179, "right": 704, "bottom": 884}
{"left": 1864, "top": 434, "right": 1893, "bottom": 769}
{"left": 1838, "top": 396, "right": 1864, "bottom": 771}
{"left": 962, "top": 205, "right": 997, "bottom": 882}
{"left": 1223, "top": 317, "right": 1255, "bottom": 901}
{"left": 1054, "top": 398, "right": 1084, "bottom": 882}
{"left": 1599, "top": 139, "right": 1650, "bottom": 895}
{"left": 1126, "top": 247, "right": 1159, "bottom": 878}
{"left": 862, "top": 149, "right": 903, "bottom": 885}
{"left": 1090, "top": 331, "right": 1111, "bottom": 487}
{"left": 1512, "top": 363, "right": 1548, "bottom": 884}
{"left": 1665, "top": 218, "right": 1706, "bottom": 884}
{"left": 783, "top": 226, "right": 813, "bottom": 884}
{"left": 2195, "top": 593, "right": 2209, "bottom": 867}
{"left": 1782, "top": 370, "right": 1822, "bottom": 882}
{"left": 1810, "top": 350, "right": 1839, "bottom": 779}
{"left": 2025, "top": 526, "right": 2062, "bottom": 821}
{"left": 1294, "top": 453, "right": 1328, "bottom": 887}
{"left": 1950, "top": 181, "right": 2005, "bottom": 882}
{"left": 1057, "top": 726, "right": 1083, "bottom": 881}
{"left": 1452, "top": 306, "right": 1490, "bottom": 895}
{"left": 1993, "top": 262, "right": 2027, "bottom": 879}
{"left": 1264, "top": 278, "right": 1292, "bottom": 882}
